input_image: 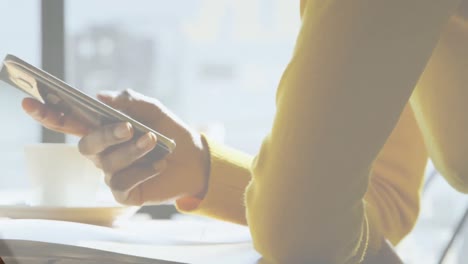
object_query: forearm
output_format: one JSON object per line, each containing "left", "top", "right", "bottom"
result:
{"left": 246, "top": 1, "right": 458, "bottom": 263}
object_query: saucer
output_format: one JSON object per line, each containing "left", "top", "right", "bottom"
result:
{"left": 0, "top": 204, "right": 139, "bottom": 226}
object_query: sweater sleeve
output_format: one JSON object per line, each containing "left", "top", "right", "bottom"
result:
{"left": 175, "top": 137, "right": 253, "bottom": 225}
{"left": 364, "top": 103, "right": 427, "bottom": 250}
{"left": 244, "top": 1, "right": 457, "bottom": 263}
{"left": 411, "top": 16, "right": 468, "bottom": 193}
{"left": 176, "top": 104, "right": 427, "bottom": 252}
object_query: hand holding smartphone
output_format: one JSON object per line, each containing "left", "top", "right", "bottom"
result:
{"left": 0, "top": 54, "right": 175, "bottom": 161}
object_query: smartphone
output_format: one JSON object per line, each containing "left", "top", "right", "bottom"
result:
{"left": 0, "top": 54, "right": 175, "bottom": 160}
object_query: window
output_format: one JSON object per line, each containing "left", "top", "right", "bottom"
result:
{"left": 0, "top": 1, "right": 41, "bottom": 190}
{"left": 65, "top": 0, "right": 300, "bottom": 154}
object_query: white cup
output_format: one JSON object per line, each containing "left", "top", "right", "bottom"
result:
{"left": 24, "top": 144, "right": 102, "bottom": 207}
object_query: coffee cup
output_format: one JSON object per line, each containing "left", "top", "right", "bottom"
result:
{"left": 24, "top": 143, "right": 102, "bottom": 207}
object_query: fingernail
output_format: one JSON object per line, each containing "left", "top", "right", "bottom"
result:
{"left": 114, "top": 123, "right": 131, "bottom": 139}
{"left": 137, "top": 133, "right": 156, "bottom": 149}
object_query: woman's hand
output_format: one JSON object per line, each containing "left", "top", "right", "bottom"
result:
{"left": 22, "top": 89, "right": 209, "bottom": 205}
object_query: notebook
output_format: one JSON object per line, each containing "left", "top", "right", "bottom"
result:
{"left": 0, "top": 218, "right": 257, "bottom": 264}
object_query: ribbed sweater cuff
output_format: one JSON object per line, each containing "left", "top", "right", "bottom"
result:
{"left": 176, "top": 135, "right": 252, "bottom": 225}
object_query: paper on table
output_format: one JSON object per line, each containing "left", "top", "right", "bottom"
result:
{"left": 80, "top": 241, "right": 260, "bottom": 264}
{"left": 0, "top": 219, "right": 153, "bottom": 245}
{"left": 0, "top": 219, "right": 259, "bottom": 264}
{"left": 114, "top": 219, "right": 252, "bottom": 244}
{"left": 0, "top": 219, "right": 180, "bottom": 263}
{"left": 0, "top": 218, "right": 251, "bottom": 245}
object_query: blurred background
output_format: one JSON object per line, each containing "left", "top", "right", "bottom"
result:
{"left": 0, "top": 1, "right": 467, "bottom": 263}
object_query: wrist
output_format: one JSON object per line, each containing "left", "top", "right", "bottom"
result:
{"left": 192, "top": 133, "right": 211, "bottom": 199}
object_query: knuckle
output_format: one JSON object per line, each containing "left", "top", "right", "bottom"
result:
{"left": 109, "top": 178, "right": 127, "bottom": 193}
{"left": 122, "top": 89, "right": 132, "bottom": 96}
{"left": 120, "top": 89, "right": 135, "bottom": 102}
{"left": 100, "top": 157, "right": 115, "bottom": 174}
{"left": 108, "top": 171, "right": 129, "bottom": 193}
{"left": 102, "top": 126, "right": 116, "bottom": 145}
{"left": 111, "top": 187, "right": 143, "bottom": 206}
{"left": 112, "top": 192, "right": 130, "bottom": 205}
{"left": 123, "top": 88, "right": 135, "bottom": 96}
{"left": 77, "top": 138, "right": 90, "bottom": 155}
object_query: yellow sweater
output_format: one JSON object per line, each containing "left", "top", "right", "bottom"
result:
{"left": 177, "top": 0, "right": 466, "bottom": 263}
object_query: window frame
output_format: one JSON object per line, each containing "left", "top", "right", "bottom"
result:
{"left": 40, "top": 0, "right": 66, "bottom": 143}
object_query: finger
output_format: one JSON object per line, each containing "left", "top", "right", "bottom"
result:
{"left": 136, "top": 171, "right": 179, "bottom": 205}
{"left": 98, "top": 132, "right": 157, "bottom": 174}
{"left": 112, "top": 185, "right": 143, "bottom": 206}
{"left": 106, "top": 160, "right": 167, "bottom": 204}
{"left": 97, "top": 89, "right": 165, "bottom": 125}
{"left": 22, "top": 98, "right": 90, "bottom": 136}
{"left": 78, "top": 122, "right": 134, "bottom": 156}
{"left": 109, "top": 161, "right": 167, "bottom": 206}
